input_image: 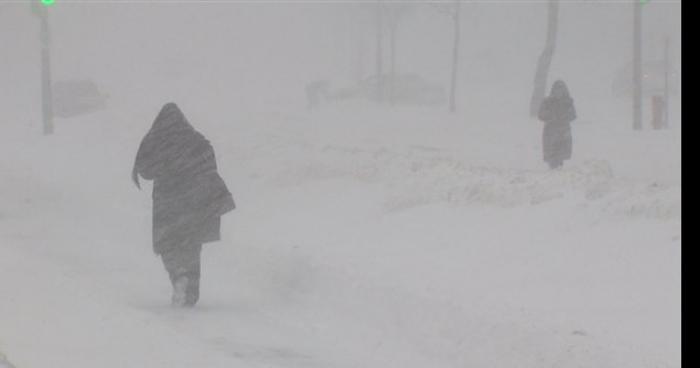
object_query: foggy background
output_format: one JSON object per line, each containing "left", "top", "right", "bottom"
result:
{"left": 0, "top": 1, "right": 681, "bottom": 368}
{"left": 2, "top": 1, "right": 681, "bottom": 131}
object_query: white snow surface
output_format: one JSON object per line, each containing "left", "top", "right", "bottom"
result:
{"left": 0, "top": 2, "right": 680, "bottom": 367}
{"left": 0, "top": 100, "right": 680, "bottom": 368}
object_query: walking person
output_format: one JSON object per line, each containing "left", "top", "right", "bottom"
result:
{"left": 538, "top": 80, "right": 577, "bottom": 170}
{"left": 132, "top": 103, "right": 235, "bottom": 307}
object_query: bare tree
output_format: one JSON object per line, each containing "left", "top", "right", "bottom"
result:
{"left": 529, "top": 0, "right": 559, "bottom": 118}
{"left": 339, "top": 2, "right": 412, "bottom": 105}
{"left": 449, "top": 1, "right": 461, "bottom": 113}
{"left": 375, "top": 0, "right": 385, "bottom": 103}
{"left": 383, "top": 3, "right": 412, "bottom": 105}
{"left": 431, "top": 1, "right": 462, "bottom": 113}
{"left": 349, "top": 8, "right": 368, "bottom": 84}
{"left": 340, "top": 3, "right": 373, "bottom": 84}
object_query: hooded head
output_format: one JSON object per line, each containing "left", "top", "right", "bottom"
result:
{"left": 151, "top": 102, "right": 193, "bottom": 132}
{"left": 550, "top": 80, "right": 570, "bottom": 99}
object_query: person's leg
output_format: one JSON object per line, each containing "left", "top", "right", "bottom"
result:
{"left": 184, "top": 244, "right": 202, "bottom": 307}
{"left": 161, "top": 249, "right": 188, "bottom": 306}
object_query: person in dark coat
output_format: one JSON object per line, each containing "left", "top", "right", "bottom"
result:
{"left": 538, "top": 80, "right": 577, "bottom": 169}
{"left": 132, "top": 103, "right": 235, "bottom": 307}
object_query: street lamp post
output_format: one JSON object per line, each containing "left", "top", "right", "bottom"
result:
{"left": 633, "top": 0, "right": 643, "bottom": 130}
{"left": 31, "top": 0, "right": 54, "bottom": 135}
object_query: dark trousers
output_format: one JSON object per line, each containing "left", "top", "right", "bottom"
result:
{"left": 161, "top": 243, "right": 202, "bottom": 306}
{"left": 542, "top": 122, "right": 572, "bottom": 169}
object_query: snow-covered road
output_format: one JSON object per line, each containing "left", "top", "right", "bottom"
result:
{"left": 0, "top": 105, "right": 680, "bottom": 367}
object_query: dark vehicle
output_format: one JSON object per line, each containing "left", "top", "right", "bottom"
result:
{"left": 52, "top": 80, "right": 108, "bottom": 118}
{"left": 360, "top": 73, "right": 446, "bottom": 105}
{"left": 306, "top": 74, "right": 446, "bottom": 108}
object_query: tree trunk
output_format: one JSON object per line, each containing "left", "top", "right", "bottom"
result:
{"left": 633, "top": 1, "right": 642, "bottom": 130}
{"left": 449, "top": 1, "right": 461, "bottom": 113}
{"left": 40, "top": 7, "right": 54, "bottom": 135}
{"left": 529, "top": 0, "right": 559, "bottom": 118}
{"left": 355, "top": 36, "right": 366, "bottom": 84}
{"left": 389, "top": 21, "right": 396, "bottom": 105}
{"left": 375, "top": 0, "right": 384, "bottom": 103}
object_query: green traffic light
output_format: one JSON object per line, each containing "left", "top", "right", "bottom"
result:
{"left": 41, "top": 0, "right": 55, "bottom": 6}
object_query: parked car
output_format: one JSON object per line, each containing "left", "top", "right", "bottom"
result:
{"left": 360, "top": 73, "right": 446, "bottom": 105}
{"left": 305, "top": 73, "right": 445, "bottom": 108}
{"left": 52, "top": 79, "right": 108, "bottom": 118}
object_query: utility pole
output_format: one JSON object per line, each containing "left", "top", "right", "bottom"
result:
{"left": 389, "top": 17, "right": 396, "bottom": 105}
{"left": 31, "top": 0, "right": 54, "bottom": 135}
{"left": 664, "top": 36, "right": 670, "bottom": 128}
{"left": 375, "top": 0, "right": 384, "bottom": 104}
{"left": 449, "top": 0, "right": 461, "bottom": 113}
{"left": 633, "top": 0, "right": 643, "bottom": 130}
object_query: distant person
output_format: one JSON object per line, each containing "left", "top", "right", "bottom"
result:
{"left": 650, "top": 95, "right": 667, "bottom": 129}
{"left": 538, "top": 80, "right": 577, "bottom": 170}
{"left": 305, "top": 80, "right": 330, "bottom": 110}
{"left": 132, "top": 103, "right": 235, "bottom": 307}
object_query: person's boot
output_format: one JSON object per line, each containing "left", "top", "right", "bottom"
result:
{"left": 184, "top": 291, "right": 199, "bottom": 307}
{"left": 171, "top": 276, "right": 188, "bottom": 307}
{"left": 548, "top": 160, "right": 563, "bottom": 170}
{"left": 183, "top": 276, "right": 200, "bottom": 307}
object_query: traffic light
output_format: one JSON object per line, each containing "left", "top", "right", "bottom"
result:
{"left": 31, "top": 0, "right": 54, "bottom": 18}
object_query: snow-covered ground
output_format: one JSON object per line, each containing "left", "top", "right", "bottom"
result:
{"left": 0, "top": 1, "right": 682, "bottom": 365}
{"left": 0, "top": 98, "right": 680, "bottom": 367}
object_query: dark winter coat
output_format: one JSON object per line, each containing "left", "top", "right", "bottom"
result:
{"left": 132, "top": 103, "right": 235, "bottom": 254}
{"left": 538, "top": 80, "right": 576, "bottom": 165}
